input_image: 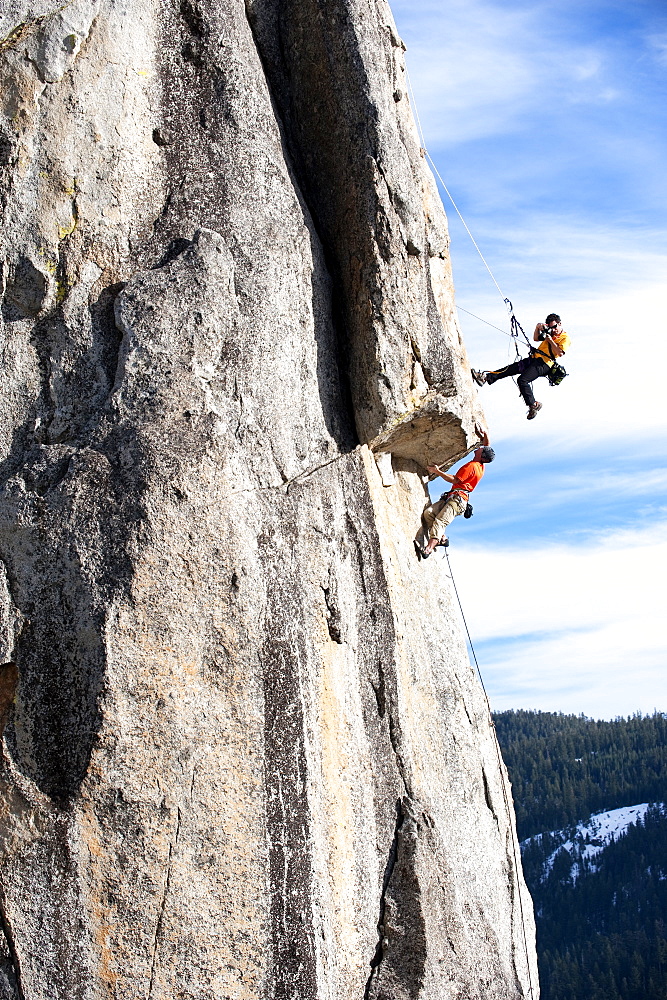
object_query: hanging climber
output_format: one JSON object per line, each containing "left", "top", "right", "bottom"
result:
{"left": 414, "top": 423, "right": 494, "bottom": 560}
{"left": 471, "top": 314, "right": 571, "bottom": 420}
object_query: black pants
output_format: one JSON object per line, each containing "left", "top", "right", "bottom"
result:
{"left": 486, "top": 357, "right": 550, "bottom": 407}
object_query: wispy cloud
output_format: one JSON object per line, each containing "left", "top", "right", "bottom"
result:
{"left": 396, "top": 0, "right": 636, "bottom": 146}
{"left": 646, "top": 32, "right": 667, "bottom": 68}
{"left": 396, "top": 0, "right": 667, "bottom": 226}
{"left": 446, "top": 521, "right": 667, "bottom": 717}
{"left": 452, "top": 214, "right": 667, "bottom": 300}
{"left": 396, "top": 0, "right": 538, "bottom": 143}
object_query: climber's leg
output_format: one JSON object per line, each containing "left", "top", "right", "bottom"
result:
{"left": 485, "top": 359, "right": 527, "bottom": 385}
{"left": 516, "top": 358, "right": 550, "bottom": 407}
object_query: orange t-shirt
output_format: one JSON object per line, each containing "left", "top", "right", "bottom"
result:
{"left": 452, "top": 459, "right": 484, "bottom": 494}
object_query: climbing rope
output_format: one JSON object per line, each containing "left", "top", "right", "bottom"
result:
{"left": 406, "top": 60, "right": 536, "bottom": 993}
{"left": 406, "top": 68, "right": 505, "bottom": 303}
{"left": 458, "top": 306, "right": 518, "bottom": 338}
{"left": 404, "top": 67, "right": 530, "bottom": 362}
{"left": 444, "top": 546, "right": 537, "bottom": 1000}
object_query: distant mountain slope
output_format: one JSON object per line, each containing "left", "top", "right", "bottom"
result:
{"left": 494, "top": 709, "right": 667, "bottom": 839}
{"left": 494, "top": 711, "right": 667, "bottom": 1000}
{"left": 523, "top": 804, "right": 667, "bottom": 1000}
{"left": 522, "top": 802, "right": 654, "bottom": 885}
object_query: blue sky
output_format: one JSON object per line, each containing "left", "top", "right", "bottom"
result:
{"left": 391, "top": 0, "right": 667, "bottom": 719}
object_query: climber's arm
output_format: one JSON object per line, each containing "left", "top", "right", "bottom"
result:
{"left": 426, "top": 465, "right": 456, "bottom": 484}
{"left": 474, "top": 422, "right": 489, "bottom": 447}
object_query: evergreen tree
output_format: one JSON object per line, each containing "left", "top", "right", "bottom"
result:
{"left": 494, "top": 710, "right": 667, "bottom": 838}
{"left": 493, "top": 710, "right": 667, "bottom": 1000}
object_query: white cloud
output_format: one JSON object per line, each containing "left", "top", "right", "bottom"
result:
{"left": 646, "top": 32, "right": 667, "bottom": 68}
{"left": 453, "top": 522, "right": 667, "bottom": 640}
{"left": 445, "top": 522, "right": 667, "bottom": 717}
{"left": 396, "top": 0, "right": 627, "bottom": 145}
{"left": 481, "top": 630, "right": 663, "bottom": 718}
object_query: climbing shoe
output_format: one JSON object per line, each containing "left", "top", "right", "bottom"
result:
{"left": 527, "top": 401, "right": 542, "bottom": 420}
{"left": 471, "top": 369, "right": 487, "bottom": 386}
{"left": 436, "top": 538, "right": 449, "bottom": 548}
{"left": 414, "top": 540, "right": 431, "bottom": 560}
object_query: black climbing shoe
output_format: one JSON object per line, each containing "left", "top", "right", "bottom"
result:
{"left": 527, "top": 401, "right": 542, "bottom": 420}
{"left": 414, "top": 540, "right": 429, "bottom": 560}
{"left": 471, "top": 369, "right": 487, "bottom": 386}
{"left": 436, "top": 538, "right": 449, "bottom": 548}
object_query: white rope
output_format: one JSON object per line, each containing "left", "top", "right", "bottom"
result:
{"left": 457, "top": 305, "right": 515, "bottom": 337}
{"left": 406, "top": 60, "right": 536, "bottom": 997}
{"left": 404, "top": 66, "right": 510, "bottom": 310}
{"left": 445, "top": 547, "right": 537, "bottom": 1000}
{"left": 406, "top": 60, "right": 428, "bottom": 150}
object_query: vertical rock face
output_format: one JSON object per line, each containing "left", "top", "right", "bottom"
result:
{"left": 0, "top": 2, "right": 538, "bottom": 998}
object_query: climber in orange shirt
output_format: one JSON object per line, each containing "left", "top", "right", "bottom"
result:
{"left": 415, "top": 423, "right": 494, "bottom": 560}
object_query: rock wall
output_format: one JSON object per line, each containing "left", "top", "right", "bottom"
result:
{"left": 0, "top": 1, "right": 538, "bottom": 998}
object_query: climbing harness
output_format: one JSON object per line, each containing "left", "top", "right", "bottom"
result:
{"left": 438, "top": 488, "right": 474, "bottom": 519}
{"left": 444, "top": 545, "right": 537, "bottom": 1000}
{"left": 532, "top": 332, "right": 569, "bottom": 386}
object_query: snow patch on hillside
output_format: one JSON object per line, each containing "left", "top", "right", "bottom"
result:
{"left": 523, "top": 802, "right": 665, "bottom": 883}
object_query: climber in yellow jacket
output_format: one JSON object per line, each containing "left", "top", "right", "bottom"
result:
{"left": 471, "top": 314, "right": 571, "bottom": 420}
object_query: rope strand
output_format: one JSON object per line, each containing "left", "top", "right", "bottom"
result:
{"left": 425, "top": 149, "right": 508, "bottom": 305}
{"left": 406, "top": 58, "right": 535, "bottom": 994}
{"left": 405, "top": 67, "right": 508, "bottom": 307}
{"left": 405, "top": 65, "right": 529, "bottom": 359}
{"left": 457, "top": 305, "right": 515, "bottom": 337}
{"left": 444, "top": 546, "right": 536, "bottom": 1000}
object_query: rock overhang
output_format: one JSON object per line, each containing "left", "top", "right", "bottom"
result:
{"left": 369, "top": 392, "right": 481, "bottom": 471}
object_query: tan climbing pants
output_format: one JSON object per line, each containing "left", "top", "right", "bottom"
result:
{"left": 422, "top": 493, "right": 468, "bottom": 541}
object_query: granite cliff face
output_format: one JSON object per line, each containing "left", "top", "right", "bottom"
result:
{"left": 0, "top": 1, "right": 538, "bottom": 997}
